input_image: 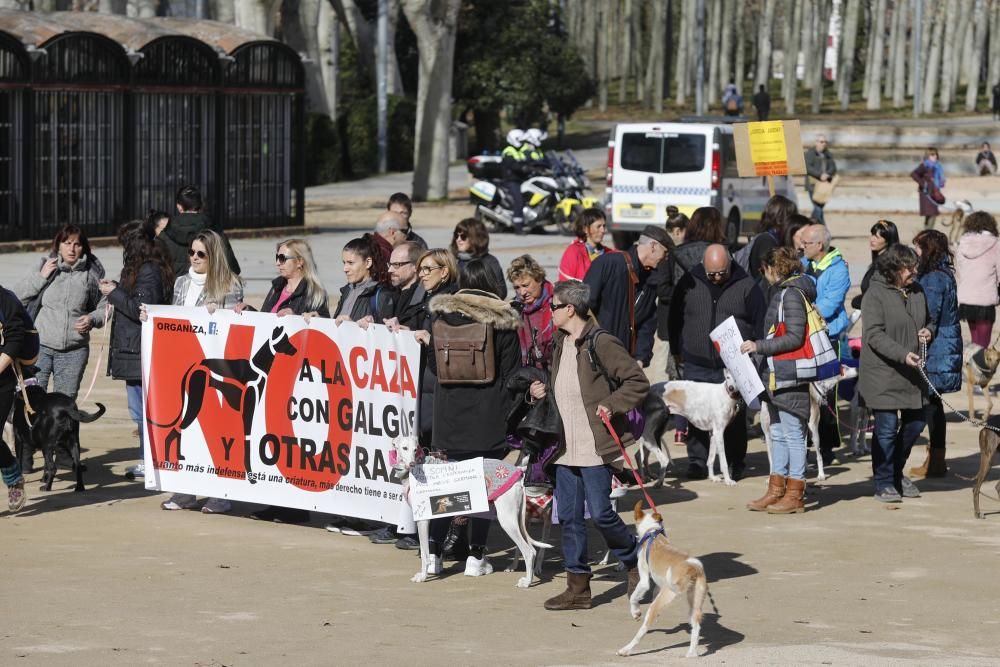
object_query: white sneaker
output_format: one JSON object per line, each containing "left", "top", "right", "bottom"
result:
{"left": 464, "top": 554, "right": 494, "bottom": 577}
{"left": 609, "top": 474, "right": 628, "bottom": 499}
{"left": 124, "top": 463, "right": 145, "bottom": 480}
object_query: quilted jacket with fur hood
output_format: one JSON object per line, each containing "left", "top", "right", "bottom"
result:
{"left": 427, "top": 289, "right": 521, "bottom": 453}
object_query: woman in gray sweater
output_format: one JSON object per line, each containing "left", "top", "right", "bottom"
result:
{"left": 741, "top": 247, "right": 816, "bottom": 514}
{"left": 14, "top": 225, "right": 104, "bottom": 399}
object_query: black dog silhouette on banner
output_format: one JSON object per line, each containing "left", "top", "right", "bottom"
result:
{"left": 149, "top": 326, "right": 298, "bottom": 483}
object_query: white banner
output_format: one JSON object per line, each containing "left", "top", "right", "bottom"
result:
{"left": 140, "top": 306, "right": 420, "bottom": 523}
{"left": 709, "top": 315, "right": 765, "bottom": 404}
{"left": 408, "top": 458, "right": 489, "bottom": 521}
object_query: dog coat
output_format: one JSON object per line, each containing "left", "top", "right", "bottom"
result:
{"left": 483, "top": 459, "right": 523, "bottom": 502}
{"left": 971, "top": 347, "right": 993, "bottom": 378}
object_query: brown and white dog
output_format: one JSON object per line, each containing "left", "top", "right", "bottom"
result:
{"left": 965, "top": 343, "right": 1000, "bottom": 421}
{"left": 618, "top": 501, "right": 710, "bottom": 658}
{"left": 759, "top": 366, "right": 858, "bottom": 481}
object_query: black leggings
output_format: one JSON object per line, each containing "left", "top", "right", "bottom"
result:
{"left": 923, "top": 395, "right": 946, "bottom": 451}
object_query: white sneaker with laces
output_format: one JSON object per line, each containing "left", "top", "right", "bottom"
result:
{"left": 464, "top": 554, "right": 494, "bottom": 577}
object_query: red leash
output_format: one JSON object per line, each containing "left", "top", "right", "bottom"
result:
{"left": 600, "top": 412, "right": 658, "bottom": 512}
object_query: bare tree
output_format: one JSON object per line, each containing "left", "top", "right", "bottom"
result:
{"left": 400, "top": 0, "right": 461, "bottom": 201}
{"left": 718, "top": 0, "right": 733, "bottom": 95}
{"left": 801, "top": 0, "right": 815, "bottom": 91}
{"left": 97, "top": 0, "right": 126, "bottom": 12}
{"left": 989, "top": 0, "right": 1000, "bottom": 94}
{"left": 755, "top": 0, "right": 777, "bottom": 90}
{"left": 674, "top": 0, "right": 691, "bottom": 105}
{"left": 597, "top": 0, "right": 608, "bottom": 112}
{"left": 810, "top": 0, "right": 832, "bottom": 113}
{"left": 965, "top": 0, "right": 989, "bottom": 110}
{"left": 784, "top": 0, "right": 801, "bottom": 114}
{"left": 866, "top": 0, "right": 887, "bottom": 109}
{"left": 938, "top": 0, "right": 959, "bottom": 111}
{"left": 210, "top": 0, "right": 236, "bottom": 22}
{"left": 922, "top": 0, "right": 945, "bottom": 114}
{"left": 883, "top": 0, "right": 899, "bottom": 99}
{"left": 634, "top": 0, "right": 645, "bottom": 104}
{"left": 734, "top": 0, "right": 746, "bottom": 94}
{"left": 318, "top": 2, "right": 340, "bottom": 118}
{"left": 235, "top": 0, "right": 281, "bottom": 34}
{"left": 707, "top": 0, "right": 722, "bottom": 106}
{"left": 891, "top": 0, "right": 908, "bottom": 108}
{"left": 647, "top": 0, "right": 667, "bottom": 111}
{"left": 619, "top": 0, "right": 633, "bottom": 104}
{"left": 281, "top": 0, "right": 329, "bottom": 117}
{"left": 838, "top": 0, "right": 860, "bottom": 108}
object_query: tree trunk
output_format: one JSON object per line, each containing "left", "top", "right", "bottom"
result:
{"left": 784, "top": 0, "right": 801, "bottom": 113}
{"left": 965, "top": 0, "right": 988, "bottom": 110}
{"left": 707, "top": 0, "right": 722, "bottom": 105}
{"left": 400, "top": 0, "right": 461, "bottom": 201}
{"left": 332, "top": 0, "right": 376, "bottom": 83}
{"left": 755, "top": 0, "right": 776, "bottom": 90}
{"left": 97, "top": 0, "right": 126, "bottom": 12}
{"left": 891, "top": 0, "right": 908, "bottom": 108}
{"left": 210, "top": 0, "right": 236, "bottom": 22}
{"left": 734, "top": 0, "right": 746, "bottom": 94}
{"left": 883, "top": 0, "right": 899, "bottom": 99}
{"left": 801, "top": 0, "right": 815, "bottom": 91}
{"left": 619, "top": 0, "right": 633, "bottom": 104}
{"left": 634, "top": 0, "right": 645, "bottom": 103}
{"left": 718, "top": 0, "right": 733, "bottom": 95}
{"left": 810, "top": 0, "right": 831, "bottom": 113}
{"left": 386, "top": 0, "right": 404, "bottom": 96}
{"left": 673, "top": 0, "right": 690, "bottom": 105}
{"left": 938, "top": 0, "right": 959, "bottom": 111}
{"left": 989, "top": 0, "right": 1000, "bottom": 97}
{"left": 581, "top": 0, "right": 598, "bottom": 80}
{"left": 838, "top": 0, "right": 860, "bottom": 108}
{"left": 649, "top": 0, "right": 667, "bottom": 112}
{"left": 922, "top": 0, "right": 945, "bottom": 114}
{"left": 948, "top": 0, "right": 971, "bottom": 104}
{"left": 319, "top": 3, "right": 340, "bottom": 118}
{"left": 866, "top": 0, "right": 887, "bottom": 109}
{"left": 597, "top": 0, "right": 608, "bottom": 111}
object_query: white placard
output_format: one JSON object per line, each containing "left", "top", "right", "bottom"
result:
{"left": 709, "top": 315, "right": 766, "bottom": 403}
{"left": 140, "top": 305, "right": 420, "bottom": 523}
{"left": 408, "top": 458, "right": 489, "bottom": 521}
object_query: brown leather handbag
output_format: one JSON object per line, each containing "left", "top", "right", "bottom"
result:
{"left": 431, "top": 320, "right": 496, "bottom": 385}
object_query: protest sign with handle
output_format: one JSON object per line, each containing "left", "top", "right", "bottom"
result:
{"left": 709, "top": 315, "right": 765, "bottom": 404}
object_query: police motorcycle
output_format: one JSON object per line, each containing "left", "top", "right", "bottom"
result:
{"left": 467, "top": 129, "right": 562, "bottom": 233}
{"left": 551, "top": 150, "right": 599, "bottom": 236}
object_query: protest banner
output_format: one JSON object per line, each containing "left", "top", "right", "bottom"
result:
{"left": 408, "top": 458, "right": 489, "bottom": 521}
{"left": 732, "top": 119, "right": 806, "bottom": 196}
{"left": 140, "top": 306, "right": 420, "bottom": 523}
{"left": 709, "top": 315, "right": 765, "bottom": 404}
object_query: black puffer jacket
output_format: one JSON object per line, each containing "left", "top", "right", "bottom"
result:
{"left": 259, "top": 277, "right": 331, "bottom": 318}
{"left": 427, "top": 289, "right": 521, "bottom": 452}
{"left": 506, "top": 367, "right": 561, "bottom": 456}
{"left": 106, "top": 262, "right": 166, "bottom": 381}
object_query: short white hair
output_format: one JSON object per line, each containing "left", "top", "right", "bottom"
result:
{"left": 376, "top": 214, "right": 402, "bottom": 234}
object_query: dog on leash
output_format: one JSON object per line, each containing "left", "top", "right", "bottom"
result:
{"left": 618, "top": 501, "right": 710, "bottom": 658}
{"left": 964, "top": 343, "right": 1000, "bottom": 421}
{"left": 759, "top": 366, "right": 858, "bottom": 481}
{"left": 641, "top": 371, "right": 742, "bottom": 486}
{"left": 633, "top": 392, "right": 674, "bottom": 487}
{"left": 390, "top": 436, "right": 552, "bottom": 588}
{"left": 973, "top": 427, "right": 1000, "bottom": 519}
{"left": 13, "top": 385, "right": 105, "bottom": 492}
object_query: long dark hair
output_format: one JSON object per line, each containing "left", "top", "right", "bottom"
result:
{"left": 51, "top": 223, "right": 92, "bottom": 261}
{"left": 459, "top": 258, "right": 502, "bottom": 296}
{"left": 870, "top": 219, "right": 900, "bottom": 261}
{"left": 119, "top": 220, "right": 173, "bottom": 301}
{"left": 913, "top": 229, "right": 953, "bottom": 275}
{"left": 451, "top": 217, "right": 491, "bottom": 256}
{"left": 343, "top": 233, "right": 389, "bottom": 286}
{"left": 686, "top": 207, "right": 726, "bottom": 243}
{"left": 784, "top": 214, "right": 812, "bottom": 248}
{"left": 760, "top": 195, "right": 797, "bottom": 239}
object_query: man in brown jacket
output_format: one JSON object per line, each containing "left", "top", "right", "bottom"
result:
{"left": 529, "top": 280, "right": 649, "bottom": 611}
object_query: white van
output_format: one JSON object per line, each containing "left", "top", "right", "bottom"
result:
{"left": 604, "top": 122, "right": 798, "bottom": 248}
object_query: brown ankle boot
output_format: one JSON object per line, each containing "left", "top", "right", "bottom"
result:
{"left": 544, "top": 571, "right": 592, "bottom": 610}
{"left": 767, "top": 477, "right": 805, "bottom": 513}
{"left": 747, "top": 474, "right": 785, "bottom": 511}
{"left": 925, "top": 448, "right": 947, "bottom": 478}
{"left": 909, "top": 449, "right": 931, "bottom": 478}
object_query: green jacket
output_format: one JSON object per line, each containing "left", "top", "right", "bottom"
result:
{"left": 157, "top": 212, "right": 241, "bottom": 278}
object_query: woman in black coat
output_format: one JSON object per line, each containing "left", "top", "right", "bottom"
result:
{"left": 97, "top": 221, "right": 173, "bottom": 480}
{"left": 333, "top": 234, "right": 393, "bottom": 323}
{"left": 450, "top": 218, "right": 507, "bottom": 299}
{"left": 851, "top": 220, "right": 899, "bottom": 309}
{"left": 414, "top": 259, "right": 521, "bottom": 575}
{"left": 246, "top": 238, "right": 330, "bottom": 318}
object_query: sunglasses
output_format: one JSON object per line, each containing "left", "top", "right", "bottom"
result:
{"left": 388, "top": 261, "right": 413, "bottom": 269}
{"left": 550, "top": 302, "right": 571, "bottom": 312}
{"left": 454, "top": 231, "right": 468, "bottom": 240}
{"left": 188, "top": 249, "right": 207, "bottom": 259}
{"left": 276, "top": 253, "right": 299, "bottom": 264}
{"left": 418, "top": 264, "right": 443, "bottom": 275}
{"left": 706, "top": 270, "right": 728, "bottom": 279}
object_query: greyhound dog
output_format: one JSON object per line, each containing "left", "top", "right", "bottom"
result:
{"left": 618, "top": 501, "right": 711, "bottom": 658}
{"left": 14, "top": 385, "right": 105, "bottom": 492}
{"left": 642, "top": 372, "right": 742, "bottom": 486}
{"left": 390, "top": 436, "right": 551, "bottom": 588}
{"left": 759, "top": 366, "right": 858, "bottom": 481}
{"left": 973, "top": 427, "right": 1000, "bottom": 519}
{"left": 964, "top": 342, "right": 1000, "bottom": 421}
{"left": 147, "top": 326, "right": 296, "bottom": 482}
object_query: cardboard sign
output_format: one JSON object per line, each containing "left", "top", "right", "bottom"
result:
{"left": 408, "top": 458, "right": 489, "bottom": 521}
{"left": 140, "top": 306, "right": 420, "bottom": 523}
{"left": 733, "top": 120, "right": 806, "bottom": 178}
{"left": 709, "top": 316, "right": 765, "bottom": 404}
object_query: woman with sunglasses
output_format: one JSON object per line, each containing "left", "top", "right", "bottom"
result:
{"left": 852, "top": 220, "right": 899, "bottom": 310}
{"left": 333, "top": 234, "right": 392, "bottom": 323}
{"left": 450, "top": 218, "right": 507, "bottom": 299}
{"left": 153, "top": 230, "right": 243, "bottom": 514}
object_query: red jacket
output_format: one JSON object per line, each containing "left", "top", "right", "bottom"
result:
{"left": 559, "top": 239, "right": 613, "bottom": 281}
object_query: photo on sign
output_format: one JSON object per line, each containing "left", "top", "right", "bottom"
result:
{"left": 431, "top": 492, "right": 473, "bottom": 516}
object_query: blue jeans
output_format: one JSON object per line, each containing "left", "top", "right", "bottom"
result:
{"left": 126, "top": 381, "right": 144, "bottom": 461}
{"left": 810, "top": 197, "right": 826, "bottom": 224}
{"left": 555, "top": 464, "right": 638, "bottom": 574}
{"left": 872, "top": 409, "right": 925, "bottom": 493}
{"left": 768, "top": 407, "right": 807, "bottom": 480}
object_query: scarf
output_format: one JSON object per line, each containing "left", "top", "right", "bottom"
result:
{"left": 516, "top": 281, "right": 555, "bottom": 369}
{"left": 924, "top": 159, "right": 945, "bottom": 188}
{"left": 184, "top": 268, "right": 207, "bottom": 307}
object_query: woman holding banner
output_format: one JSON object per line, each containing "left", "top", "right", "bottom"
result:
{"left": 333, "top": 234, "right": 393, "bottom": 323}
{"left": 152, "top": 230, "right": 244, "bottom": 514}
{"left": 740, "top": 247, "right": 815, "bottom": 515}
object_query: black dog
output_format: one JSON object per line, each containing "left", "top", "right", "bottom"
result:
{"left": 14, "top": 385, "right": 105, "bottom": 492}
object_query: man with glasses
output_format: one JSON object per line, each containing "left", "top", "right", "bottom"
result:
{"left": 378, "top": 241, "right": 425, "bottom": 329}
{"left": 668, "top": 244, "right": 766, "bottom": 480}
{"left": 799, "top": 223, "right": 850, "bottom": 466}
{"left": 804, "top": 135, "right": 838, "bottom": 225}
{"left": 583, "top": 225, "right": 670, "bottom": 367}
{"left": 386, "top": 192, "right": 427, "bottom": 249}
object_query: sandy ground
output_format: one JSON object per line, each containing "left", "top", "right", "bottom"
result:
{"left": 3, "top": 178, "right": 1000, "bottom": 666}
